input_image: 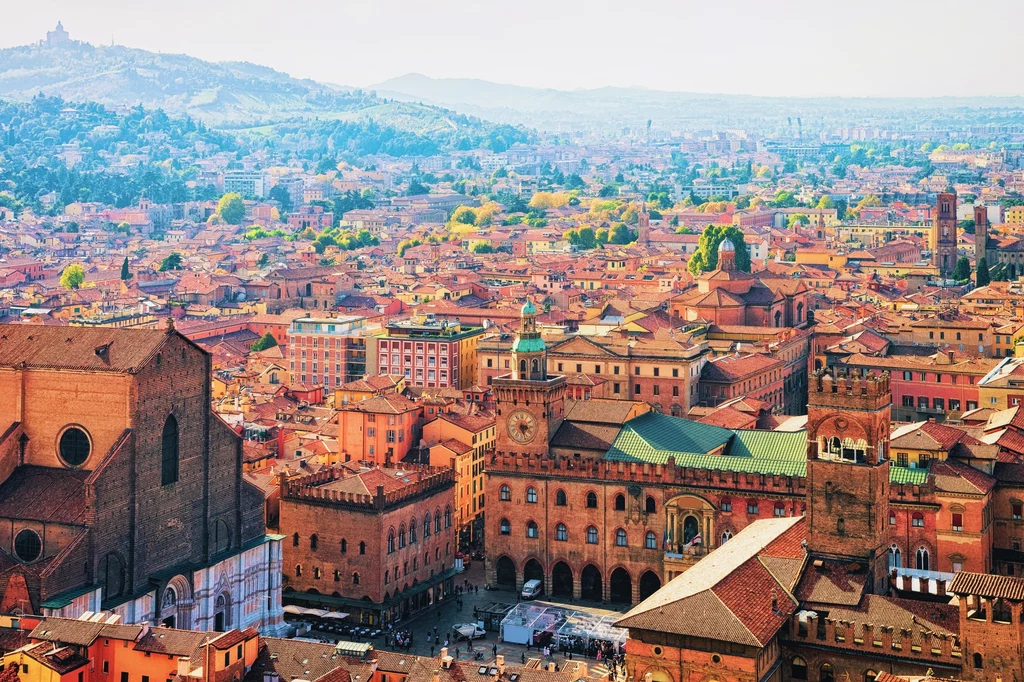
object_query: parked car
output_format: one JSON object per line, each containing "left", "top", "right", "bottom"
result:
{"left": 453, "top": 623, "right": 486, "bottom": 639}
{"left": 521, "top": 579, "right": 543, "bottom": 600}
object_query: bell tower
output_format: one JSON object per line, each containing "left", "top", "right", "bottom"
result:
{"left": 975, "top": 204, "right": 989, "bottom": 267}
{"left": 806, "top": 367, "right": 892, "bottom": 592}
{"left": 933, "top": 192, "right": 958, "bottom": 277}
{"left": 493, "top": 300, "right": 566, "bottom": 457}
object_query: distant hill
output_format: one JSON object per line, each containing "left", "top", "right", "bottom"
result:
{"left": 372, "top": 73, "right": 1024, "bottom": 133}
{"left": 0, "top": 41, "right": 532, "bottom": 151}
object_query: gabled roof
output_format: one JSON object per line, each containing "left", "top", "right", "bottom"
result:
{"left": 616, "top": 517, "right": 805, "bottom": 646}
{"left": 0, "top": 324, "right": 172, "bottom": 373}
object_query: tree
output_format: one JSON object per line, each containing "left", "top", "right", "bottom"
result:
{"left": 268, "top": 185, "right": 292, "bottom": 214}
{"left": 598, "top": 184, "right": 618, "bottom": 198}
{"left": 787, "top": 214, "right": 810, "bottom": 228}
{"left": 217, "top": 193, "right": 246, "bottom": 225}
{"left": 251, "top": 332, "right": 279, "bottom": 353}
{"left": 953, "top": 256, "right": 971, "bottom": 282}
{"left": 595, "top": 228, "right": 609, "bottom": 245}
{"left": 315, "top": 156, "right": 339, "bottom": 175}
{"left": 256, "top": 253, "right": 270, "bottom": 267}
{"left": 977, "top": 258, "right": 991, "bottom": 287}
{"left": 816, "top": 195, "right": 835, "bottom": 209}
{"left": 687, "top": 225, "right": 752, "bottom": 276}
{"left": 451, "top": 206, "right": 478, "bottom": 225}
{"left": 610, "top": 223, "right": 635, "bottom": 244}
{"left": 577, "top": 226, "right": 597, "bottom": 250}
{"left": 406, "top": 180, "right": 429, "bottom": 196}
{"left": 471, "top": 243, "right": 495, "bottom": 254}
{"left": 120, "top": 257, "right": 131, "bottom": 281}
{"left": 159, "top": 252, "right": 183, "bottom": 272}
{"left": 60, "top": 263, "right": 85, "bottom": 290}
{"left": 770, "top": 190, "right": 799, "bottom": 208}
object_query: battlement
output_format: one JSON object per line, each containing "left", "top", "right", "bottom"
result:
{"left": 281, "top": 464, "right": 454, "bottom": 510}
{"left": 810, "top": 367, "right": 891, "bottom": 411}
{"left": 786, "top": 612, "right": 961, "bottom": 665}
{"left": 488, "top": 452, "right": 808, "bottom": 495}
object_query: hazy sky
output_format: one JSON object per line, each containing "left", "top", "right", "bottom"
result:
{"left": 1, "top": 0, "right": 1021, "bottom": 98}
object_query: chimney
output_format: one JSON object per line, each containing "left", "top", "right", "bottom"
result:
{"left": 948, "top": 350, "right": 955, "bottom": 364}
{"left": 434, "top": 670, "right": 441, "bottom": 682}
{"left": 177, "top": 657, "right": 191, "bottom": 677}
{"left": 497, "top": 655, "right": 504, "bottom": 675}
{"left": 441, "top": 647, "right": 448, "bottom": 660}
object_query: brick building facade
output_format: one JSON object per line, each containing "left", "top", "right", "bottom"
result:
{"left": 0, "top": 324, "right": 283, "bottom": 634}
{"left": 278, "top": 464, "right": 457, "bottom": 625}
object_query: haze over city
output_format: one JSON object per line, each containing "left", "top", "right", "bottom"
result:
{"left": 2, "top": 0, "right": 1024, "bottom": 97}
{"left": 3, "top": 4, "right": 1024, "bottom": 682}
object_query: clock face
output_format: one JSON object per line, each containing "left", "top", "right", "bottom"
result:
{"left": 507, "top": 409, "right": 538, "bottom": 444}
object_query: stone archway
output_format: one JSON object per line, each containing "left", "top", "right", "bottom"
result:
{"left": 639, "top": 571, "right": 662, "bottom": 601}
{"left": 523, "top": 558, "right": 544, "bottom": 585}
{"left": 551, "top": 562, "right": 573, "bottom": 597}
{"left": 159, "top": 575, "right": 193, "bottom": 630}
{"left": 496, "top": 556, "right": 516, "bottom": 587}
{"left": 610, "top": 568, "right": 632, "bottom": 604}
{"left": 580, "top": 565, "right": 602, "bottom": 601}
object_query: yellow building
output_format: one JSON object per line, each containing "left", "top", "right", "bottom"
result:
{"left": 423, "top": 411, "right": 495, "bottom": 546}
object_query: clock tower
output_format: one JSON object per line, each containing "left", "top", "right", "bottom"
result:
{"left": 493, "top": 300, "right": 566, "bottom": 456}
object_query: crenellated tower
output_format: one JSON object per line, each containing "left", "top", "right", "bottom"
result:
{"left": 806, "top": 367, "right": 892, "bottom": 592}
{"left": 933, "top": 192, "right": 958, "bottom": 277}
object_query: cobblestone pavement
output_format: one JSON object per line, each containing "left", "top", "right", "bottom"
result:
{"left": 306, "top": 561, "right": 631, "bottom": 679}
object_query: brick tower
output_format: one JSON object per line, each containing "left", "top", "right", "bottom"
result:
{"left": 806, "top": 367, "right": 892, "bottom": 593}
{"left": 933, "top": 192, "right": 958, "bottom": 277}
{"left": 974, "top": 204, "right": 989, "bottom": 268}
{"left": 492, "top": 300, "right": 566, "bottom": 457}
{"left": 638, "top": 203, "right": 651, "bottom": 247}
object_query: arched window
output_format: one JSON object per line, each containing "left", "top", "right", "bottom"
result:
{"left": 889, "top": 544, "right": 901, "bottom": 570}
{"left": 500, "top": 485, "right": 511, "bottom": 501}
{"left": 865, "top": 671, "right": 877, "bottom": 682}
{"left": 519, "top": 359, "right": 526, "bottom": 375}
{"left": 645, "top": 496, "right": 656, "bottom": 514}
{"left": 889, "top": 510, "right": 896, "bottom": 526}
{"left": 161, "top": 415, "right": 179, "bottom": 486}
{"left": 721, "top": 529, "right": 733, "bottom": 544}
{"left": 424, "top": 513, "right": 432, "bottom": 538}
{"left": 398, "top": 525, "right": 406, "bottom": 549}
{"left": 387, "top": 530, "right": 396, "bottom": 554}
{"left": 295, "top": 565, "right": 302, "bottom": 577}
{"left": 310, "top": 534, "right": 318, "bottom": 551}
{"left": 586, "top": 526, "right": 598, "bottom": 544}
{"left": 820, "top": 663, "right": 835, "bottom": 682}
{"left": 444, "top": 506, "right": 452, "bottom": 528}
{"left": 720, "top": 497, "right": 732, "bottom": 512}
{"left": 774, "top": 501, "right": 786, "bottom": 517}
{"left": 912, "top": 511, "right": 924, "bottom": 527}
{"left": 791, "top": 657, "right": 808, "bottom": 680}
{"left": 526, "top": 521, "right": 539, "bottom": 538}
{"left": 615, "top": 528, "right": 628, "bottom": 547}
{"left": 292, "top": 533, "right": 300, "bottom": 547}
{"left": 359, "top": 541, "right": 365, "bottom": 555}
{"left": 556, "top": 523, "right": 567, "bottom": 541}
{"left": 526, "top": 487, "right": 537, "bottom": 503}
{"left": 614, "top": 494, "right": 626, "bottom": 511}
{"left": 353, "top": 572, "right": 360, "bottom": 585}
{"left": 747, "top": 499, "right": 759, "bottom": 515}
{"left": 586, "top": 492, "right": 598, "bottom": 508}
{"left": 341, "top": 539, "right": 347, "bottom": 554}
{"left": 500, "top": 519, "right": 511, "bottom": 535}
{"left": 645, "top": 531, "right": 657, "bottom": 549}
{"left": 973, "top": 653, "right": 983, "bottom": 669}
{"left": 435, "top": 509, "right": 442, "bottom": 533}
{"left": 555, "top": 490, "right": 567, "bottom": 506}
{"left": 532, "top": 359, "right": 539, "bottom": 373}
{"left": 916, "top": 546, "right": 930, "bottom": 571}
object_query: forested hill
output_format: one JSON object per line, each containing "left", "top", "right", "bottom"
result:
{"left": 0, "top": 40, "right": 532, "bottom": 152}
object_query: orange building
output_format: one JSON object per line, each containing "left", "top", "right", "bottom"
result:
{"left": 335, "top": 394, "right": 423, "bottom": 464}
{"left": 2, "top": 616, "right": 258, "bottom": 682}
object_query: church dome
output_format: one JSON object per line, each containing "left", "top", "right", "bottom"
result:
{"left": 718, "top": 238, "right": 736, "bottom": 253}
{"left": 521, "top": 300, "right": 537, "bottom": 315}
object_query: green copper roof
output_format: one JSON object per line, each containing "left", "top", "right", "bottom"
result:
{"left": 605, "top": 411, "right": 929, "bottom": 484}
{"left": 512, "top": 336, "right": 547, "bottom": 353}
{"left": 522, "top": 300, "right": 537, "bottom": 315}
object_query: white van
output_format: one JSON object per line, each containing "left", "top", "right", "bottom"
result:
{"left": 521, "top": 579, "right": 543, "bottom": 600}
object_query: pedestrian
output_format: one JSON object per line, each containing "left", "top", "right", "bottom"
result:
{"left": 431, "top": 645, "right": 435, "bottom": 657}
{"left": 455, "top": 647, "right": 460, "bottom": 660}
{"left": 492, "top": 643, "right": 497, "bottom": 656}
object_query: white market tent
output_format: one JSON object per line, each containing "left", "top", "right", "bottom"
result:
{"left": 499, "top": 601, "right": 626, "bottom": 647}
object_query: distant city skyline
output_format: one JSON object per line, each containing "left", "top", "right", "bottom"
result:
{"left": 2, "top": 0, "right": 1023, "bottom": 99}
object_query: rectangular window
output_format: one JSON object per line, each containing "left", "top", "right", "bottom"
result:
{"left": 902, "top": 396, "right": 914, "bottom": 407}
{"left": 903, "top": 370, "right": 912, "bottom": 381}
{"left": 934, "top": 398, "right": 944, "bottom": 410}
{"left": 121, "top": 673, "right": 129, "bottom": 682}
{"left": 1013, "top": 503, "right": 1023, "bottom": 521}
{"left": 634, "top": 367, "right": 640, "bottom": 376}
{"left": 673, "top": 368, "right": 679, "bottom": 378}
{"left": 613, "top": 366, "right": 620, "bottom": 375}
{"left": 653, "top": 367, "right": 660, "bottom": 377}
{"left": 634, "top": 384, "right": 641, "bottom": 395}
{"left": 613, "top": 383, "right": 620, "bottom": 394}
{"left": 897, "top": 452, "right": 909, "bottom": 467}
{"left": 653, "top": 385, "right": 660, "bottom": 396}
{"left": 576, "top": 364, "right": 582, "bottom": 373}
{"left": 672, "top": 386, "right": 679, "bottom": 397}
{"left": 952, "top": 513, "right": 963, "bottom": 532}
